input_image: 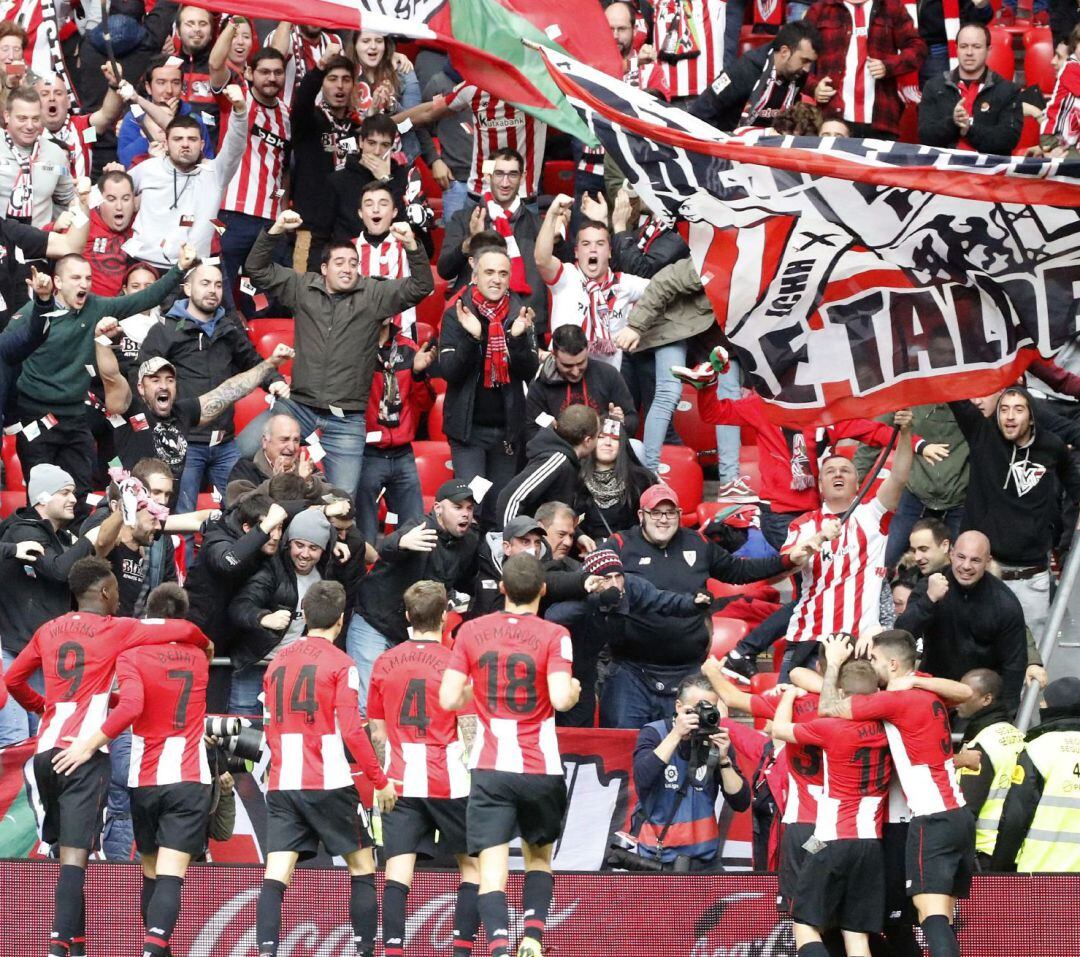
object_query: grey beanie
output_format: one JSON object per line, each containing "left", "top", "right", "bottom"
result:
{"left": 285, "top": 509, "right": 332, "bottom": 549}
{"left": 28, "top": 464, "right": 75, "bottom": 507}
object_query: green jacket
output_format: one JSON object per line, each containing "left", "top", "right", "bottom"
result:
{"left": 626, "top": 257, "right": 713, "bottom": 351}
{"left": 10, "top": 267, "right": 182, "bottom": 418}
{"left": 853, "top": 403, "right": 969, "bottom": 510}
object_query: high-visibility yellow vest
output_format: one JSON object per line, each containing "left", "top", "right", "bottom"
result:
{"left": 1016, "top": 730, "right": 1080, "bottom": 873}
{"left": 967, "top": 721, "right": 1026, "bottom": 856}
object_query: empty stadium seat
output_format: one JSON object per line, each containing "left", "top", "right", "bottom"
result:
{"left": 247, "top": 317, "right": 293, "bottom": 345}
{"left": 710, "top": 616, "right": 749, "bottom": 660}
{"left": 1023, "top": 27, "right": 1057, "bottom": 95}
{"left": 252, "top": 320, "right": 295, "bottom": 377}
{"left": 2, "top": 435, "right": 24, "bottom": 490}
{"left": 897, "top": 102, "right": 920, "bottom": 145}
{"left": 413, "top": 440, "right": 454, "bottom": 498}
{"left": 749, "top": 672, "right": 779, "bottom": 728}
{"left": 988, "top": 25, "right": 1017, "bottom": 81}
{"left": 413, "top": 321, "right": 435, "bottom": 347}
{"left": 427, "top": 392, "right": 446, "bottom": 441}
{"left": 541, "top": 160, "right": 575, "bottom": 197}
{"left": 417, "top": 266, "right": 449, "bottom": 330}
{"left": 233, "top": 388, "right": 268, "bottom": 435}
{"left": 0, "top": 489, "right": 24, "bottom": 517}
{"left": 656, "top": 445, "right": 704, "bottom": 523}
{"left": 1014, "top": 115, "right": 1041, "bottom": 153}
{"left": 673, "top": 385, "right": 718, "bottom": 455}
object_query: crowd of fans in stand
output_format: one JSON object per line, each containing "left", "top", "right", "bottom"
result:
{"left": 0, "top": 0, "right": 1078, "bottom": 885}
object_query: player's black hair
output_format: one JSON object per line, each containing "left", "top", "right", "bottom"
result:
{"left": 146, "top": 583, "right": 189, "bottom": 620}
{"left": 551, "top": 324, "right": 589, "bottom": 356}
{"left": 68, "top": 556, "right": 115, "bottom": 600}
{"left": 501, "top": 553, "right": 546, "bottom": 604}
{"left": 872, "top": 629, "right": 918, "bottom": 670}
{"left": 303, "top": 581, "right": 346, "bottom": 630}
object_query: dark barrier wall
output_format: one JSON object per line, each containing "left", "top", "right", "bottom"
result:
{"left": 1, "top": 863, "right": 1078, "bottom": 955}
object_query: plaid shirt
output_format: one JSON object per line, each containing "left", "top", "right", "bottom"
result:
{"left": 805, "top": 0, "right": 927, "bottom": 136}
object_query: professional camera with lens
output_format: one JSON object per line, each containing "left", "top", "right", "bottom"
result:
{"left": 205, "top": 715, "right": 264, "bottom": 772}
{"left": 690, "top": 699, "right": 721, "bottom": 741}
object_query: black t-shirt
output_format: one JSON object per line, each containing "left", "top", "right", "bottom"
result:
{"left": 108, "top": 540, "right": 178, "bottom": 616}
{"left": 0, "top": 219, "right": 49, "bottom": 328}
{"left": 113, "top": 393, "right": 202, "bottom": 481}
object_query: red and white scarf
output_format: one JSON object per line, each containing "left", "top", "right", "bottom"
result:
{"left": 4, "top": 132, "right": 38, "bottom": 219}
{"left": 483, "top": 191, "right": 532, "bottom": 296}
{"left": 943, "top": 0, "right": 961, "bottom": 70}
{"left": 354, "top": 230, "right": 415, "bottom": 331}
{"left": 584, "top": 270, "right": 620, "bottom": 356}
{"left": 472, "top": 287, "right": 511, "bottom": 388}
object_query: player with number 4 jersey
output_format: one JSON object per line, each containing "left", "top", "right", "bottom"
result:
{"left": 441, "top": 554, "right": 580, "bottom": 957}
{"left": 52, "top": 585, "right": 213, "bottom": 957}
{"left": 368, "top": 581, "right": 480, "bottom": 957}
{"left": 254, "top": 581, "right": 395, "bottom": 957}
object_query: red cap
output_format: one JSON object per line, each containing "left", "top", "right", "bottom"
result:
{"left": 640, "top": 484, "right": 680, "bottom": 511}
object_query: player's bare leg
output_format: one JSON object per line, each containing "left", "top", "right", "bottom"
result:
{"left": 913, "top": 893, "right": 959, "bottom": 957}
{"left": 50, "top": 846, "right": 89, "bottom": 957}
{"left": 141, "top": 847, "right": 192, "bottom": 957}
{"left": 518, "top": 842, "right": 554, "bottom": 957}
{"left": 840, "top": 929, "right": 871, "bottom": 957}
{"left": 343, "top": 846, "right": 379, "bottom": 957}
{"left": 793, "top": 920, "right": 828, "bottom": 957}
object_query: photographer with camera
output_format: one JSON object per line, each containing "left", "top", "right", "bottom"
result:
{"left": 627, "top": 673, "right": 749, "bottom": 872}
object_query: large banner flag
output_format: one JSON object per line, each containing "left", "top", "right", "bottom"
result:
{"left": 538, "top": 47, "right": 1080, "bottom": 427}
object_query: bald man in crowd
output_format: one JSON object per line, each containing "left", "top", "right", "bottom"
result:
{"left": 896, "top": 530, "right": 1028, "bottom": 711}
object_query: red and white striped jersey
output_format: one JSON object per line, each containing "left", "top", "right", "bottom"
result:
{"left": 1041, "top": 58, "right": 1080, "bottom": 149}
{"left": 841, "top": 2, "right": 875, "bottom": 126}
{"left": 784, "top": 498, "right": 892, "bottom": 644}
{"left": 793, "top": 716, "right": 892, "bottom": 840}
{"left": 448, "top": 611, "right": 572, "bottom": 776}
{"left": 367, "top": 639, "right": 469, "bottom": 800}
{"left": 2, "top": 613, "right": 210, "bottom": 755}
{"left": 102, "top": 643, "right": 211, "bottom": 787}
{"left": 751, "top": 690, "right": 823, "bottom": 825}
{"left": 444, "top": 84, "right": 547, "bottom": 197}
{"left": 48, "top": 113, "right": 95, "bottom": 180}
{"left": 262, "top": 637, "right": 388, "bottom": 792}
{"left": 850, "top": 687, "right": 965, "bottom": 818}
{"left": 269, "top": 27, "right": 345, "bottom": 104}
{"left": 652, "top": 0, "right": 728, "bottom": 99}
{"left": 353, "top": 232, "right": 415, "bottom": 331}
{"left": 218, "top": 88, "right": 290, "bottom": 221}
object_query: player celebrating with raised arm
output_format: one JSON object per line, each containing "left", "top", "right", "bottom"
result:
{"left": 440, "top": 554, "right": 580, "bottom": 957}
{"left": 368, "top": 580, "right": 481, "bottom": 957}
{"left": 817, "top": 631, "right": 976, "bottom": 957}
{"left": 52, "top": 584, "right": 211, "bottom": 957}
{"left": 3, "top": 559, "right": 212, "bottom": 957}
{"left": 254, "top": 580, "right": 396, "bottom": 957}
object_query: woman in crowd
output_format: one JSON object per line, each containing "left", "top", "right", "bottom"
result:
{"left": 575, "top": 417, "right": 656, "bottom": 541}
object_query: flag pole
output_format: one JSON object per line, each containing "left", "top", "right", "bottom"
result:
{"left": 839, "top": 425, "right": 900, "bottom": 524}
{"left": 100, "top": 2, "right": 124, "bottom": 85}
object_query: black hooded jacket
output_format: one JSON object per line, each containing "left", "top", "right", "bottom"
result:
{"left": 951, "top": 389, "right": 1080, "bottom": 565}
{"left": 496, "top": 426, "right": 583, "bottom": 529}
{"left": 524, "top": 354, "right": 638, "bottom": 444}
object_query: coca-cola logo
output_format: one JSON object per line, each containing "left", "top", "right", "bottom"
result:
{"left": 688, "top": 893, "right": 793, "bottom": 957}
{"left": 189, "top": 890, "right": 577, "bottom": 955}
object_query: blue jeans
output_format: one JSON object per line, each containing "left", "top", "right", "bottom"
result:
{"left": 219, "top": 210, "right": 273, "bottom": 316}
{"left": 177, "top": 440, "right": 242, "bottom": 515}
{"left": 643, "top": 341, "right": 688, "bottom": 472}
{"left": 441, "top": 180, "right": 469, "bottom": 224}
{"left": 355, "top": 448, "right": 425, "bottom": 543}
{"left": 227, "top": 663, "right": 266, "bottom": 715}
{"left": 346, "top": 615, "right": 390, "bottom": 716}
{"left": 599, "top": 660, "right": 696, "bottom": 729}
{"left": 884, "top": 489, "right": 965, "bottom": 570}
{"left": 0, "top": 647, "right": 42, "bottom": 746}
{"left": 715, "top": 357, "right": 741, "bottom": 482}
{"left": 271, "top": 397, "right": 367, "bottom": 497}
{"left": 102, "top": 730, "right": 135, "bottom": 860}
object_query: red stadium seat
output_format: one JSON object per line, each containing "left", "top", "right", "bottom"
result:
{"left": 772, "top": 638, "right": 788, "bottom": 673}
{"left": 0, "top": 489, "right": 24, "bottom": 517}
{"left": 656, "top": 445, "right": 704, "bottom": 522}
{"left": 2, "top": 435, "right": 24, "bottom": 489}
{"left": 427, "top": 392, "right": 446, "bottom": 441}
{"left": 196, "top": 492, "right": 219, "bottom": 512}
{"left": 413, "top": 440, "right": 454, "bottom": 498}
{"left": 233, "top": 388, "right": 268, "bottom": 435}
{"left": 1014, "top": 115, "right": 1041, "bottom": 153}
{"left": 897, "top": 102, "right": 919, "bottom": 145}
{"left": 246, "top": 317, "right": 293, "bottom": 346}
{"left": 673, "top": 385, "right": 718, "bottom": 455}
{"left": 988, "top": 25, "right": 1017, "bottom": 81}
{"left": 710, "top": 616, "right": 749, "bottom": 660}
{"left": 739, "top": 26, "right": 774, "bottom": 56}
{"left": 749, "top": 672, "right": 779, "bottom": 728}
{"left": 1023, "top": 27, "right": 1057, "bottom": 95}
{"left": 417, "top": 266, "right": 448, "bottom": 330}
{"left": 541, "top": 160, "right": 575, "bottom": 197}
{"left": 253, "top": 322, "right": 295, "bottom": 377}
{"left": 413, "top": 321, "right": 435, "bottom": 347}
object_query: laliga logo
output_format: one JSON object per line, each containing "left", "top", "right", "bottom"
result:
{"left": 190, "top": 890, "right": 577, "bottom": 955}
{"left": 688, "top": 892, "right": 792, "bottom": 957}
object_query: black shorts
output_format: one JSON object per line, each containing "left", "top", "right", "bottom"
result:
{"left": 33, "top": 749, "right": 109, "bottom": 851}
{"left": 266, "top": 787, "right": 373, "bottom": 861}
{"left": 466, "top": 770, "right": 567, "bottom": 856}
{"left": 883, "top": 822, "right": 915, "bottom": 925}
{"left": 382, "top": 796, "right": 469, "bottom": 860}
{"left": 905, "top": 808, "right": 975, "bottom": 899}
{"left": 131, "top": 782, "right": 212, "bottom": 857}
{"left": 777, "top": 822, "right": 814, "bottom": 914}
{"left": 791, "top": 839, "right": 886, "bottom": 935}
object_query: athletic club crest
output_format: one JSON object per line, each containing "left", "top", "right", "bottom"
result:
{"left": 683, "top": 550, "right": 697, "bottom": 566}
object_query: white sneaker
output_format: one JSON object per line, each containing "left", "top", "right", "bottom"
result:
{"left": 716, "top": 476, "right": 758, "bottom": 502}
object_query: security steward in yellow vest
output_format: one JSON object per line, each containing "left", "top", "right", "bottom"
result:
{"left": 991, "top": 678, "right": 1080, "bottom": 872}
{"left": 955, "top": 669, "right": 1026, "bottom": 869}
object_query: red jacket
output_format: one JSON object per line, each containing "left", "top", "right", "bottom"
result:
{"left": 805, "top": 0, "right": 926, "bottom": 137}
{"left": 365, "top": 329, "right": 435, "bottom": 449}
{"left": 698, "top": 391, "right": 922, "bottom": 513}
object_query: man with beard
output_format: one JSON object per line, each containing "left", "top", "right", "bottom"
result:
{"left": 537, "top": 194, "right": 650, "bottom": 372}
{"left": 212, "top": 48, "right": 291, "bottom": 312}
{"left": 267, "top": 20, "right": 346, "bottom": 105}
{"left": 95, "top": 320, "right": 293, "bottom": 489}
{"left": 139, "top": 262, "right": 286, "bottom": 515}
{"left": 162, "top": 5, "right": 221, "bottom": 144}
{"left": 9, "top": 251, "right": 188, "bottom": 511}
{"left": 125, "top": 87, "right": 250, "bottom": 267}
